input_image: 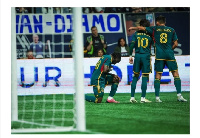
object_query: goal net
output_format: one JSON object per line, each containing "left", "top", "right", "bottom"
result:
{"left": 11, "top": 7, "right": 85, "bottom": 133}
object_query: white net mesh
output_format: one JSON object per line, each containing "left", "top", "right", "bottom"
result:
{"left": 12, "top": 8, "right": 79, "bottom": 133}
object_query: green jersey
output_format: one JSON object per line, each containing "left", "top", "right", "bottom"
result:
{"left": 91, "top": 55, "right": 112, "bottom": 85}
{"left": 145, "top": 26, "right": 178, "bottom": 60}
{"left": 130, "top": 30, "right": 153, "bottom": 55}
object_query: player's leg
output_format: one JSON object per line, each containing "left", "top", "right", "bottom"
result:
{"left": 85, "top": 79, "right": 105, "bottom": 103}
{"left": 105, "top": 75, "right": 120, "bottom": 103}
{"left": 167, "top": 61, "right": 187, "bottom": 102}
{"left": 85, "top": 94, "right": 97, "bottom": 103}
{"left": 154, "top": 60, "right": 165, "bottom": 102}
{"left": 130, "top": 72, "right": 139, "bottom": 103}
{"left": 154, "top": 72, "right": 162, "bottom": 102}
{"left": 130, "top": 55, "right": 140, "bottom": 103}
{"left": 140, "top": 54, "right": 151, "bottom": 103}
{"left": 140, "top": 74, "right": 152, "bottom": 103}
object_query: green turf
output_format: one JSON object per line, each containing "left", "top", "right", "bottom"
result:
{"left": 12, "top": 92, "right": 190, "bottom": 134}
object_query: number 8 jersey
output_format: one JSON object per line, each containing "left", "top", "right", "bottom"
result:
{"left": 145, "top": 26, "right": 178, "bottom": 60}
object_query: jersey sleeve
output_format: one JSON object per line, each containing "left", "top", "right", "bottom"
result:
{"left": 172, "top": 30, "right": 178, "bottom": 42}
{"left": 145, "top": 26, "right": 154, "bottom": 35}
{"left": 104, "top": 56, "right": 111, "bottom": 66}
{"left": 129, "top": 33, "right": 136, "bottom": 56}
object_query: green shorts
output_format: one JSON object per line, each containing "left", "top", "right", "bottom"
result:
{"left": 155, "top": 59, "right": 178, "bottom": 73}
{"left": 92, "top": 75, "right": 114, "bottom": 98}
{"left": 133, "top": 53, "right": 151, "bottom": 74}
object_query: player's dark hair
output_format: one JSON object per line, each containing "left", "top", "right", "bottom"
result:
{"left": 111, "top": 52, "right": 121, "bottom": 62}
{"left": 156, "top": 15, "right": 166, "bottom": 24}
{"left": 91, "top": 26, "right": 97, "bottom": 30}
{"left": 139, "top": 19, "right": 150, "bottom": 27}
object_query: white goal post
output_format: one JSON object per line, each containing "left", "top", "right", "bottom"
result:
{"left": 11, "top": 7, "right": 86, "bottom": 133}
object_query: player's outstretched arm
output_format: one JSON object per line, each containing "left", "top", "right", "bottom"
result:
{"left": 128, "top": 27, "right": 138, "bottom": 31}
{"left": 128, "top": 26, "right": 146, "bottom": 32}
{"left": 172, "top": 40, "right": 178, "bottom": 50}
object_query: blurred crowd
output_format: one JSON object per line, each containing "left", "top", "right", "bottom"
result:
{"left": 16, "top": 7, "right": 190, "bottom": 14}
{"left": 16, "top": 7, "right": 189, "bottom": 59}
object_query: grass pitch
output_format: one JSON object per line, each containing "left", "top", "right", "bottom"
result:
{"left": 12, "top": 92, "right": 190, "bottom": 134}
{"left": 86, "top": 92, "right": 190, "bottom": 134}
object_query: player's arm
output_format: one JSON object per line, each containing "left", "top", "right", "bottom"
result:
{"left": 106, "top": 73, "right": 120, "bottom": 83}
{"left": 172, "top": 30, "right": 178, "bottom": 50}
{"left": 129, "top": 42, "right": 135, "bottom": 64}
{"left": 128, "top": 26, "right": 146, "bottom": 31}
{"left": 103, "top": 65, "right": 110, "bottom": 73}
{"left": 103, "top": 64, "right": 114, "bottom": 73}
{"left": 172, "top": 40, "right": 178, "bottom": 50}
{"left": 129, "top": 33, "right": 136, "bottom": 64}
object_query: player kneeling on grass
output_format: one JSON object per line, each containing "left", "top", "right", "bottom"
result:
{"left": 85, "top": 52, "right": 121, "bottom": 103}
{"left": 129, "top": 19, "right": 153, "bottom": 103}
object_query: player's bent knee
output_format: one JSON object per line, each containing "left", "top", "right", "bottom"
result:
{"left": 172, "top": 70, "right": 179, "bottom": 77}
{"left": 155, "top": 72, "right": 162, "bottom": 80}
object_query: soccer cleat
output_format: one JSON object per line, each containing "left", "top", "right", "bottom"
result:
{"left": 140, "top": 98, "right": 152, "bottom": 103}
{"left": 155, "top": 98, "right": 162, "bottom": 103}
{"left": 177, "top": 96, "right": 187, "bottom": 102}
{"left": 130, "top": 98, "right": 137, "bottom": 103}
{"left": 106, "top": 98, "right": 120, "bottom": 103}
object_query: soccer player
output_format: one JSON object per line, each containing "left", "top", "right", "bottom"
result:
{"left": 85, "top": 52, "right": 121, "bottom": 103}
{"left": 129, "top": 15, "right": 187, "bottom": 102}
{"left": 129, "top": 19, "right": 153, "bottom": 103}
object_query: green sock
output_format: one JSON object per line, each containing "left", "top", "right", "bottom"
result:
{"left": 131, "top": 76, "right": 138, "bottom": 97}
{"left": 109, "top": 83, "right": 118, "bottom": 97}
{"left": 141, "top": 76, "right": 148, "bottom": 97}
{"left": 85, "top": 95, "right": 96, "bottom": 103}
{"left": 154, "top": 79, "right": 160, "bottom": 97}
{"left": 174, "top": 77, "right": 181, "bottom": 94}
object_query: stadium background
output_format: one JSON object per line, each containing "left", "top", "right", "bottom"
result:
{"left": 15, "top": 11, "right": 190, "bottom": 95}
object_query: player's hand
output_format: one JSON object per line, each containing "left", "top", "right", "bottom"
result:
{"left": 129, "top": 57, "right": 133, "bottom": 64}
{"left": 109, "top": 66, "right": 113, "bottom": 72}
{"left": 113, "top": 75, "right": 120, "bottom": 83}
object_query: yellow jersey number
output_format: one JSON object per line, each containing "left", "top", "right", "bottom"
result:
{"left": 160, "top": 33, "right": 167, "bottom": 43}
{"left": 137, "top": 37, "right": 148, "bottom": 48}
{"left": 95, "top": 60, "right": 101, "bottom": 69}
